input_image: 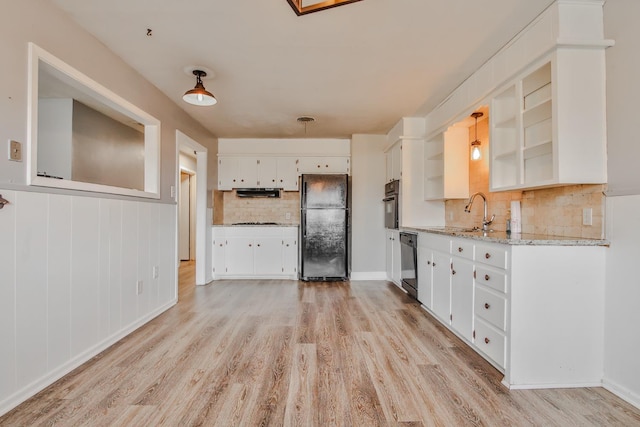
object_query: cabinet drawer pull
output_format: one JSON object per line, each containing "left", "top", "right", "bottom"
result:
{"left": 484, "top": 303, "right": 490, "bottom": 310}
{"left": 458, "top": 247, "right": 463, "bottom": 252}
{"left": 484, "top": 274, "right": 490, "bottom": 281}
{"left": 484, "top": 337, "right": 490, "bottom": 344}
{"left": 432, "top": 263, "right": 436, "bottom": 267}
{"left": 452, "top": 269, "right": 456, "bottom": 275}
{"left": 485, "top": 252, "right": 491, "bottom": 259}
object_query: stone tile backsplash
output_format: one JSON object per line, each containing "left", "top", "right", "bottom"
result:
{"left": 444, "top": 116, "right": 605, "bottom": 239}
{"left": 216, "top": 190, "right": 300, "bottom": 225}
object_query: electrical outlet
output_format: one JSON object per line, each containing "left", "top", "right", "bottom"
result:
{"left": 8, "top": 140, "right": 22, "bottom": 161}
{"left": 582, "top": 208, "right": 593, "bottom": 226}
{"left": 285, "top": 212, "right": 291, "bottom": 220}
{"left": 170, "top": 185, "right": 176, "bottom": 198}
{"left": 153, "top": 266, "right": 159, "bottom": 279}
{"left": 137, "top": 280, "right": 143, "bottom": 295}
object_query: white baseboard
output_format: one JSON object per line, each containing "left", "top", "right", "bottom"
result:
{"left": 603, "top": 378, "right": 640, "bottom": 410}
{"left": 350, "top": 271, "right": 388, "bottom": 281}
{"left": 0, "top": 299, "right": 177, "bottom": 417}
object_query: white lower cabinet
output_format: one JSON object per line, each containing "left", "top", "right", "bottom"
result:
{"left": 385, "top": 229, "right": 401, "bottom": 286}
{"left": 212, "top": 226, "right": 298, "bottom": 279}
{"left": 417, "top": 231, "right": 606, "bottom": 389}
{"left": 451, "top": 256, "right": 474, "bottom": 342}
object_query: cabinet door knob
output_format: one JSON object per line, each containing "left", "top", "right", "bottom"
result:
{"left": 485, "top": 252, "right": 491, "bottom": 259}
{"left": 233, "top": 179, "right": 236, "bottom": 182}
{"left": 257, "top": 244, "right": 261, "bottom": 247}
{"left": 325, "top": 164, "right": 329, "bottom": 168}
{"left": 485, "top": 274, "right": 490, "bottom": 281}
{"left": 272, "top": 179, "right": 276, "bottom": 182}
{"left": 484, "top": 337, "right": 490, "bottom": 344}
{"left": 458, "top": 247, "right": 463, "bottom": 252}
{"left": 427, "top": 260, "right": 431, "bottom": 265}
{"left": 249, "top": 244, "right": 252, "bottom": 247}
{"left": 432, "top": 263, "right": 436, "bottom": 267}
{"left": 484, "top": 303, "right": 490, "bottom": 310}
{"left": 452, "top": 269, "right": 456, "bottom": 275}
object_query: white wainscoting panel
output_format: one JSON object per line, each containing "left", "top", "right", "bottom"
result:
{"left": 0, "top": 188, "right": 177, "bottom": 416}
{"left": 15, "top": 191, "right": 49, "bottom": 387}
{"left": 0, "top": 190, "right": 17, "bottom": 399}
{"left": 47, "top": 194, "right": 72, "bottom": 369}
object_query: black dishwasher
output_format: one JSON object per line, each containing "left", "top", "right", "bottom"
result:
{"left": 399, "top": 232, "right": 418, "bottom": 300}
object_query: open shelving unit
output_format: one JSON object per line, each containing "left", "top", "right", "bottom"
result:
{"left": 424, "top": 127, "right": 468, "bottom": 201}
{"left": 490, "top": 84, "right": 519, "bottom": 190}
{"left": 521, "top": 62, "right": 553, "bottom": 186}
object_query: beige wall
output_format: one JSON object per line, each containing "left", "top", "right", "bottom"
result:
{"left": 445, "top": 116, "right": 605, "bottom": 239}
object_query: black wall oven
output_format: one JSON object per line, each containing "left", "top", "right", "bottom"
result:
{"left": 399, "top": 231, "right": 418, "bottom": 299}
{"left": 383, "top": 180, "right": 399, "bottom": 229}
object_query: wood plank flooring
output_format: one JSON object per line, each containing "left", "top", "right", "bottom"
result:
{"left": 2, "top": 261, "right": 640, "bottom": 426}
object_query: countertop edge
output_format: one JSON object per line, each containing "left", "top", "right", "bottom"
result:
{"left": 401, "top": 227, "right": 609, "bottom": 247}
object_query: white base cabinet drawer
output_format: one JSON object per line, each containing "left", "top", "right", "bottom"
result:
{"left": 475, "top": 318, "right": 506, "bottom": 368}
{"left": 475, "top": 266, "right": 507, "bottom": 293}
{"left": 475, "top": 243, "right": 508, "bottom": 269}
{"left": 475, "top": 287, "right": 507, "bottom": 331}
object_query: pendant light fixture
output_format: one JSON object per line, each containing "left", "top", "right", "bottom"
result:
{"left": 183, "top": 70, "right": 217, "bottom": 106}
{"left": 470, "top": 111, "right": 483, "bottom": 161}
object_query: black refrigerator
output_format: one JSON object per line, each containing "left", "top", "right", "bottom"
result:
{"left": 300, "top": 174, "right": 350, "bottom": 281}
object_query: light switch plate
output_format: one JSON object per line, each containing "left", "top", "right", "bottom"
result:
{"left": 9, "top": 140, "right": 22, "bottom": 161}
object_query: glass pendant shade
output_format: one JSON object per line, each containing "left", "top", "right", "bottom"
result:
{"left": 471, "top": 144, "right": 481, "bottom": 160}
{"left": 470, "top": 111, "right": 483, "bottom": 161}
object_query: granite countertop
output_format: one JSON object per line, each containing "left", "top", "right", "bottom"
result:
{"left": 402, "top": 226, "right": 609, "bottom": 247}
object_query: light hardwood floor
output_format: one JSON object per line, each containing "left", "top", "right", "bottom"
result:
{"left": 2, "top": 261, "right": 639, "bottom": 426}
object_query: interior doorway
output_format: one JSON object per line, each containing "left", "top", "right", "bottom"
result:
{"left": 176, "top": 130, "right": 210, "bottom": 287}
{"left": 179, "top": 169, "right": 196, "bottom": 261}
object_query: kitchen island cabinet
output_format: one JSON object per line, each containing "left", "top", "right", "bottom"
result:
{"left": 412, "top": 228, "right": 606, "bottom": 389}
{"left": 212, "top": 226, "right": 298, "bottom": 279}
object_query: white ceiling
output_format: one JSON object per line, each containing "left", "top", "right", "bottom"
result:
{"left": 51, "top": 0, "right": 554, "bottom": 139}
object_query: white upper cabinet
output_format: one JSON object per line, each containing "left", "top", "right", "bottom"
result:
{"left": 218, "top": 157, "right": 238, "bottom": 190}
{"left": 276, "top": 157, "right": 299, "bottom": 190}
{"left": 386, "top": 142, "right": 402, "bottom": 183}
{"left": 218, "top": 156, "right": 302, "bottom": 190}
{"left": 297, "top": 156, "right": 350, "bottom": 175}
{"left": 490, "top": 50, "right": 607, "bottom": 191}
{"left": 217, "top": 138, "right": 350, "bottom": 190}
{"left": 421, "top": 1, "right": 611, "bottom": 193}
{"left": 424, "top": 127, "right": 469, "bottom": 200}
{"left": 237, "top": 157, "right": 260, "bottom": 187}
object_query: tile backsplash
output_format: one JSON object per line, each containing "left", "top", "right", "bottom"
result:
{"left": 444, "top": 116, "right": 605, "bottom": 239}
{"left": 214, "top": 190, "right": 300, "bottom": 225}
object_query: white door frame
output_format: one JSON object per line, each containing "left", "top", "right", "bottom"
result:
{"left": 176, "top": 130, "right": 210, "bottom": 285}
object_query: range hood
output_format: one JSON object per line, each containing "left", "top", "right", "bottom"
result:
{"left": 235, "top": 188, "right": 281, "bottom": 198}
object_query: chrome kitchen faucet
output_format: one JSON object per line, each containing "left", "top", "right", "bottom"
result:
{"left": 464, "top": 192, "right": 494, "bottom": 232}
